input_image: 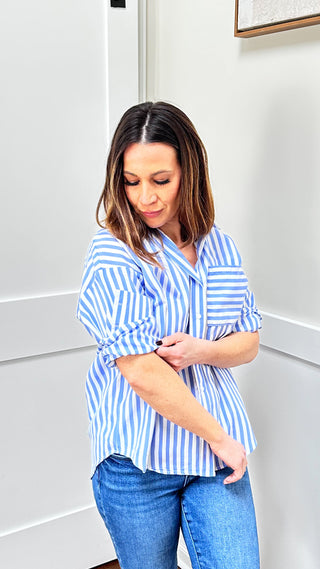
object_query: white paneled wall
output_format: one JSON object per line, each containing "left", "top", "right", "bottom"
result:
{"left": 0, "top": 1, "right": 140, "bottom": 567}
{"left": 2, "top": 2, "right": 320, "bottom": 568}
{"left": 147, "top": 0, "right": 320, "bottom": 328}
{"left": 0, "top": 347, "right": 115, "bottom": 568}
{"left": 147, "top": 2, "right": 320, "bottom": 568}
{"left": 178, "top": 317, "right": 320, "bottom": 569}
{"left": 237, "top": 338, "right": 320, "bottom": 569}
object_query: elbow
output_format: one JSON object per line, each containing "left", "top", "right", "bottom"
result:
{"left": 126, "top": 371, "right": 150, "bottom": 392}
{"left": 116, "top": 352, "right": 158, "bottom": 393}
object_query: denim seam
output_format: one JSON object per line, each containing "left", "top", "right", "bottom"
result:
{"left": 96, "top": 466, "right": 107, "bottom": 522}
{"left": 181, "top": 501, "right": 202, "bottom": 569}
{"left": 95, "top": 466, "right": 125, "bottom": 568}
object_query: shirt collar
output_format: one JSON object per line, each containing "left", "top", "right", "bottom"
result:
{"left": 144, "top": 231, "right": 207, "bottom": 283}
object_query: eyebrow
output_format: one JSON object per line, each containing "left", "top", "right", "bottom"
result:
{"left": 123, "top": 169, "right": 173, "bottom": 176}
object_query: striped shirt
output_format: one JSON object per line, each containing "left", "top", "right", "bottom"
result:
{"left": 77, "top": 225, "right": 262, "bottom": 477}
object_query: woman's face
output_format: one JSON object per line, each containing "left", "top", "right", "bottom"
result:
{"left": 123, "top": 142, "right": 181, "bottom": 238}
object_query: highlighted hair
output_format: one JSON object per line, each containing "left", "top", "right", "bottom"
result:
{"left": 96, "top": 101, "right": 215, "bottom": 265}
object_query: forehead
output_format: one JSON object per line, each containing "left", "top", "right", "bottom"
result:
{"left": 123, "top": 143, "right": 179, "bottom": 173}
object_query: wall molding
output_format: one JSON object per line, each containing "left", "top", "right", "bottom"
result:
{"left": 0, "top": 503, "right": 95, "bottom": 539}
{"left": 259, "top": 311, "right": 320, "bottom": 367}
{"left": 1, "top": 293, "right": 319, "bottom": 365}
{"left": 0, "top": 500, "right": 188, "bottom": 568}
{"left": 0, "top": 292, "right": 95, "bottom": 363}
{"left": 0, "top": 505, "right": 115, "bottom": 569}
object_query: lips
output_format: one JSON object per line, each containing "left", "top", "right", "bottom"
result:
{"left": 140, "top": 209, "right": 163, "bottom": 218}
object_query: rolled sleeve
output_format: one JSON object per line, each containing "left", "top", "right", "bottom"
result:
{"left": 77, "top": 266, "right": 160, "bottom": 367}
{"left": 98, "top": 289, "right": 160, "bottom": 367}
{"left": 232, "top": 289, "right": 262, "bottom": 333}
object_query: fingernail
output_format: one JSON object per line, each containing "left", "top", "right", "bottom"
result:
{"left": 156, "top": 340, "right": 162, "bottom": 346}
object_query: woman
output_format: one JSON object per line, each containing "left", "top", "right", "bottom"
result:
{"left": 77, "top": 101, "right": 261, "bottom": 569}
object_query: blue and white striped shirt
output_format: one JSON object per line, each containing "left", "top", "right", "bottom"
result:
{"left": 77, "top": 225, "right": 262, "bottom": 477}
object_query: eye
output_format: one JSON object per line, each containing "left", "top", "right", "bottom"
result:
{"left": 124, "top": 178, "right": 139, "bottom": 187}
{"left": 154, "top": 179, "right": 170, "bottom": 185}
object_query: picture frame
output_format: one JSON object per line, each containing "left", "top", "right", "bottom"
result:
{"left": 234, "top": 0, "right": 320, "bottom": 38}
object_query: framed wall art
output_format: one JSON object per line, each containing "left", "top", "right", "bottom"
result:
{"left": 235, "top": 0, "right": 320, "bottom": 37}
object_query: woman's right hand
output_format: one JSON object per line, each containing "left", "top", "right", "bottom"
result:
{"left": 210, "top": 433, "right": 248, "bottom": 484}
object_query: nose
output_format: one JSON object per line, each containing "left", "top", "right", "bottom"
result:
{"left": 139, "top": 182, "right": 157, "bottom": 206}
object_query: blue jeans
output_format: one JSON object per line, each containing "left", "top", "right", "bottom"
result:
{"left": 92, "top": 455, "right": 260, "bottom": 569}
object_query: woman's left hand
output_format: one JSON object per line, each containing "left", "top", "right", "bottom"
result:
{"left": 156, "top": 333, "right": 201, "bottom": 372}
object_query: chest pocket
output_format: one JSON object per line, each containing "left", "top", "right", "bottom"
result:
{"left": 207, "top": 266, "right": 248, "bottom": 326}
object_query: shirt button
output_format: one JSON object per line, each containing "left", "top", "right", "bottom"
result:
{"left": 196, "top": 313, "right": 201, "bottom": 319}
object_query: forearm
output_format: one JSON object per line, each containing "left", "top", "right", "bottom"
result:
{"left": 197, "top": 331, "right": 259, "bottom": 368}
{"left": 117, "top": 350, "right": 248, "bottom": 483}
{"left": 116, "top": 351, "right": 225, "bottom": 447}
{"left": 156, "top": 330, "right": 260, "bottom": 371}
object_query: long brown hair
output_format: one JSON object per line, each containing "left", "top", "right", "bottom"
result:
{"left": 96, "top": 101, "right": 215, "bottom": 265}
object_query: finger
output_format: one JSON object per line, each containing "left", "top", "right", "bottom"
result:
{"left": 155, "top": 346, "right": 175, "bottom": 357}
{"left": 161, "top": 333, "right": 183, "bottom": 347}
{"left": 223, "top": 467, "right": 243, "bottom": 485}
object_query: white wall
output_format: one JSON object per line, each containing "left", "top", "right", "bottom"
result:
{"left": 147, "top": 0, "right": 320, "bottom": 327}
{"left": 237, "top": 345, "right": 320, "bottom": 569}
{"left": 0, "top": 1, "right": 140, "bottom": 567}
{"left": 1, "top": 2, "right": 319, "bottom": 567}
{"left": 0, "top": 0, "right": 107, "bottom": 301}
{"left": 146, "top": 2, "right": 320, "bottom": 568}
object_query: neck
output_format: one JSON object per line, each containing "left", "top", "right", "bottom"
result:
{"left": 160, "top": 222, "right": 183, "bottom": 247}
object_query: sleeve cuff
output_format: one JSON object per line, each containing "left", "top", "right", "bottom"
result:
{"left": 98, "top": 325, "right": 160, "bottom": 368}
